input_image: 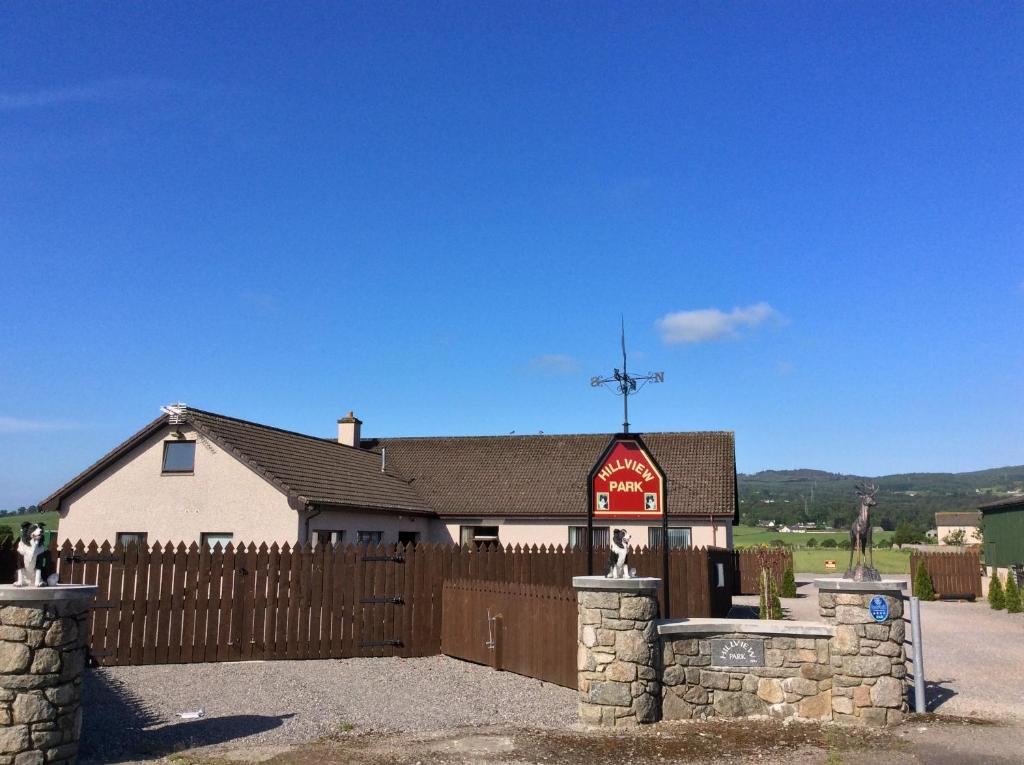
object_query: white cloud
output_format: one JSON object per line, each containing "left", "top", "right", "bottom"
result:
{"left": 655, "top": 302, "right": 782, "bottom": 344}
{"left": 0, "top": 417, "right": 84, "bottom": 433}
{"left": 527, "top": 354, "right": 580, "bottom": 375}
{"left": 0, "top": 78, "right": 177, "bottom": 111}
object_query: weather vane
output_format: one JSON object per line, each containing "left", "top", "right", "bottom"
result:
{"left": 590, "top": 317, "right": 664, "bottom": 433}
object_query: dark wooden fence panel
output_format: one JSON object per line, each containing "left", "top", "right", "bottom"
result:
{"left": 910, "top": 551, "right": 982, "bottom": 599}
{"left": 1, "top": 539, "right": 731, "bottom": 666}
{"left": 733, "top": 549, "right": 793, "bottom": 595}
{"left": 441, "top": 578, "right": 577, "bottom": 689}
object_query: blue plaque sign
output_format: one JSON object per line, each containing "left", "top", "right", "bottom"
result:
{"left": 869, "top": 595, "right": 889, "bottom": 623}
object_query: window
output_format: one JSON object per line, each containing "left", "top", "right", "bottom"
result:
{"left": 316, "top": 530, "right": 344, "bottom": 546}
{"left": 116, "top": 532, "right": 148, "bottom": 548}
{"left": 201, "top": 532, "right": 233, "bottom": 550}
{"left": 398, "top": 531, "right": 420, "bottom": 547}
{"left": 357, "top": 530, "right": 383, "bottom": 546}
{"left": 162, "top": 441, "right": 196, "bottom": 473}
{"left": 459, "top": 526, "right": 500, "bottom": 547}
{"left": 568, "top": 526, "right": 610, "bottom": 549}
{"left": 648, "top": 527, "right": 693, "bottom": 550}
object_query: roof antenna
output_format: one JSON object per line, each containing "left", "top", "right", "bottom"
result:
{"left": 381, "top": 446, "right": 386, "bottom": 473}
{"left": 590, "top": 316, "right": 664, "bottom": 433}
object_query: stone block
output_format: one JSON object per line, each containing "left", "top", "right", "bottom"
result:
{"left": 700, "top": 671, "right": 731, "bottom": 691}
{"left": 0, "top": 627, "right": 26, "bottom": 642}
{"left": 662, "top": 665, "right": 686, "bottom": 686}
{"left": 870, "top": 676, "right": 904, "bottom": 708}
{"left": 29, "top": 730, "right": 63, "bottom": 749}
{"left": 661, "top": 692, "right": 694, "bottom": 720}
{"left": 580, "top": 608, "right": 603, "bottom": 625}
{"left": 0, "top": 644, "right": 31, "bottom": 674}
{"left": 729, "top": 677, "right": 741, "bottom": 691}
{"left": 602, "top": 618, "right": 636, "bottom": 630}
{"left": 741, "top": 675, "right": 758, "bottom": 693}
{"left": 795, "top": 638, "right": 816, "bottom": 649}
{"left": 844, "top": 655, "right": 891, "bottom": 678}
{"left": 834, "top": 594, "right": 864, "bottom": 605}
{"left": 581, "top": 626, "right": 598, "bottom": 648}
{"left": 835, "top": 606, "right": 871, "bottom": 624}
{"left": 817, "top": 642, "right": 831, "bottom": 664}
{"left": 615, "top": 633, "right": 650, "bottom": 664}
{"left": 0, "top": 726, "right": 29, "bottom": 755}
{"left": 875, "top": 642, "right": 900, "bottom": 657}
{"left": 43, "top": 620, "right": 78, "bottom": 649}
{"left": 832, "top": 696, "right": 854, "bottom": 715}
{"left": 634, "top": 693, "right": 658, "bottom": 723}
{"left": 835, "top": 675, "right": 861, "bottom": 688}
{"left": 30, "top": 649, "right": 60, "bottom": 675}
{"left": 589, "top": 681, "right": 632, "bottom": 707}
{"left": 13, "top": 752, "right": 42, "bottom": 765}
{"left": 768, "top": 703, "right": 797, "bottom": 719}
{"left": 59, "top": 650, "right": 85, "bottom": 681}
{"left": 0, "top": 609, "right": 45, "bottom": 629}
{"left": 859, "top": 708, "right": 888, "bottom": 726}
{"left": 685, "top": 668, "right": 702, "bottom": 684}
{"left": 638, "top": 665, "right": 656, "bottom": 681}
{"left": 714, "top": 691, "right": 767, "bottom": 717}
{"left": 853, "top": 685, "right": 871, "bottom": 707}
{"left": 578, "top": 645, "right": 596, "bottom": 672}
{"left": 579, "top": 703, "right": 602, "bottom": 724}
{"left": 673, "top": 639, "right": 700, "bottom": 655}
{"left": 605, "top": 661, "right": 637, "bottom": 682}
{"left": 800, "top": 663, "right": 832, "bottom": 681}
{"left": 798, "top": 690, "right": 832, "bottom": 719}
{"left": 13, "top": 692, "right": 54, "bottom": 724}
{"left": 578, "top": 591, "right": 619, "bottom": 610}
{"left": 890, "top": 621, "right": 906, "bottom": 643}
{"left": 683, "top": 685, "right": 708, "bottom": 704}
{"left": 772, "top": 638, "right": 795, "bottom": 649}
{"left": 886, "top": 708, "right": 904, "bottom": 725}
{"left": 757, "top": 678, "right": 785, "bottom": 704}
{"left": 596, "top": 629, "right": 616, "bottom": 646}
{"left": 864, "top": 624, "right": 889, "bottom": 641}
{"left": 797, "top": 649, "right": 817, "bottom": 662}
{"left": 22, "top": 631, "right": 43, "bottom": 649}
{"left": 782, "top": 677, "right": 819, "bottom": 697}
{"left": 766, "top": 650, "right": 785, "bottom": 668}
{"left": 619, "top": 596, "right": 656, "bottom": 621}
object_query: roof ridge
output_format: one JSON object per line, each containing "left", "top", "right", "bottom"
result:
{"left": 186, "top": 406, "right": 368, "bottom": 451}
{"left": 367, "top": 431, "right": 735, "bottom": 442}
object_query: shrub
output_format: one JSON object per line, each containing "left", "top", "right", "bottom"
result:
{"left": 806, "top": 538, "right": 818, "bottom": 548}
{"left": 913, "top": 562, "right": 935, "bottom": 601}
{"left": 988, "top": 571, "right": 1005, "bottom": 610}
{"left": 1005, "top": 574, "right": 1021, "bottom": 614}
{"left": 0, "top": 524, "right": 13, "bottom": 541}
{"left": 781, "top": 566, "right": 797, "bottom": 598}
{"left": 838, "top": 539, "right": 852, "bottom": 551}
{"left": 821, "top": 538, "right": 837, "bottom": 549}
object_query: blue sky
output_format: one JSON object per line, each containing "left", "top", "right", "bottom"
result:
{"left": 2, "top": 3, "right": 1022, "bottom": 507}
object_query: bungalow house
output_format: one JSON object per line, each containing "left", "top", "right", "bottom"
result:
{"left": 40, "top": 405, "right": 738, "bottom": 550}
{"left": 935, "top": 511, "right": 982, "bottom": 546}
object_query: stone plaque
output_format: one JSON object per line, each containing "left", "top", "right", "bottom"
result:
{"left": 711, "top": 638, "right": 765, "bottom": 667}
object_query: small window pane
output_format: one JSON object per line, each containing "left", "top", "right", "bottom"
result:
{"left": 163, "top": 441, "right": 196, "bottom": 472}
{"left": 648, "top": 527, "right": 693, "bottom": 550}
{"left": 357, "top": 531, "right": 383, "bottom": 545}
{"left": 201, "top": 532, "right": 233, "bottom": 550}
{"left": 316, "top": 530, "right": 344, "bottom": 546}
{"left": 569, "top": 526, "right": 610, "bottom": 548}
{"left": 117, "top": 532, "right": 148, "bottom": 548}
{"left": 398, "top": 531, "right": 420, "bottom": 546}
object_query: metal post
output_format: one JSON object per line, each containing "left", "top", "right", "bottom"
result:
{"left": 910, "top": 595, "right": 926, "bottom": 713}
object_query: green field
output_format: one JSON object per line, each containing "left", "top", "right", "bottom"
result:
{"left": 791, "top": 548, "right": 913, "bottom": 575}
{"left": 0, "top": 510, "right": 60, "bottom": 538}
{"left": 733, "top": 525, "right": 895, "bottom": 547}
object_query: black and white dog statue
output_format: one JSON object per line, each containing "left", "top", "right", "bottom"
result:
{"left": 14, "top": 523, "right": 56, "bottom": 587}
{"left": 606, "top": 528, "right": 633, "bottom": 579}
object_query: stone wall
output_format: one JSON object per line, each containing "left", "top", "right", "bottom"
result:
{"left": 0, "top": 590, "right": 93, "bottom": 765}
{"left": 819, "top": 588, "right": 908, "bottom": 725}
{"left": 575, "top": 577, "right": 660, "bottom": 728}
{"left": 661, "top": 634, "right": 834, "bottom": 721}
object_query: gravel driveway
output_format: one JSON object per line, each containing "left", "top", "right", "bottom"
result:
{"left": 79, "top": 656, "right": 576, "bottom": 763}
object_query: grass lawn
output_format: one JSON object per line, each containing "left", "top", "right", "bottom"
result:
{"left": 0, "top": 510, "right": 60, "bottom": 538}
{"left": 792, "top": 547, "right": 913, "bottom": 575}
{"left": 733, "top": 525, "right": 895, "bottom": 547}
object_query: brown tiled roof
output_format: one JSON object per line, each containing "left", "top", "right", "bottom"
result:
{"left": 185, "top": 409, "right": 432, "bottom": 513}
{"left": 934, "top": 511, "right": 982, "bottom": 527}
{"left": 362, "top": 432, "right": 737, "bottom": 519}
{"left": 40, "top": 408, "right": 432, "bottom": 515}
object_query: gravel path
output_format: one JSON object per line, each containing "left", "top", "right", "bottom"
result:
{"left": 79, "top": 656, "right": 577, "bottom": 763}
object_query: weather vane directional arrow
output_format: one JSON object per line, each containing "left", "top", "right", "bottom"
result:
{"left": 590, "top": 317, "right": 664, "bottom": 433}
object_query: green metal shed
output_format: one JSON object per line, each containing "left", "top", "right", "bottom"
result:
{"left": 979, "top": 496, "right": 1024, "bottom": 567}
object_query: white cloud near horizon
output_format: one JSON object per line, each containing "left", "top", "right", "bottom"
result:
{"left": 527, "top": 354, "right": 580, "bottom": 375}
{"left": 0, "top": 416, "right": 85, "bottom": 434}
{"left": 655, "top": 302, "right": 783, "bottom": 344}
{"left": 0, "top": 78, "right": 178, "bottom": 111}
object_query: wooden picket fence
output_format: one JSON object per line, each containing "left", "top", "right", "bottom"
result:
{"left": 910, "top": 550, "right": 982, "bottom": 599}
{"left": 440, "top": 579, "right": 577, "bottom": 688}
{"left": 733, "top": 548, "right": 793, "bottom": 595}
{"left": 0, "top": 539, "right": 733, "bottom": 667}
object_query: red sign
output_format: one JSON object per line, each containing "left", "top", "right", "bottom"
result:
{"left": 590, "top": 438, "right": 665, "bottom": 520}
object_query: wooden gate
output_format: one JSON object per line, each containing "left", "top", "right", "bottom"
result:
{"left": 440, "top": 578, "right": 576, "bottom": 688}
{"left": 733, "top": 549, "right": 792, "bottom": 595}
{"left": 910, "top": 551, "right": 982, "bottom": 599}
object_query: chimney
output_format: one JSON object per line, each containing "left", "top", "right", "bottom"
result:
{"left": 337, "top": 411, "right": 362, "bottom": 447}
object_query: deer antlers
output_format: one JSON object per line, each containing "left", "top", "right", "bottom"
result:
{"left": 855, "top": 482, "right": 878, "bottom": 498}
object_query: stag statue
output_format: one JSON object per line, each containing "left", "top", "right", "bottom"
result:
{"left": 846, "top": 483, "right": 881, "bottom": 581}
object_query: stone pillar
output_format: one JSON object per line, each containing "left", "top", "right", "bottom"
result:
{"left": 572, "top": 576, "right": 660, "bottom": 728}
{"left": 816, "top": 580, "right": 908, "bottom": 726}
{"left": 0, "top": 585, "right": 97, "bottom": 765}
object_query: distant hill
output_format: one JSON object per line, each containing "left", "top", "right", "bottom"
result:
{"left": 738, "top": 465, "right": 1024, "bottom": 531}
